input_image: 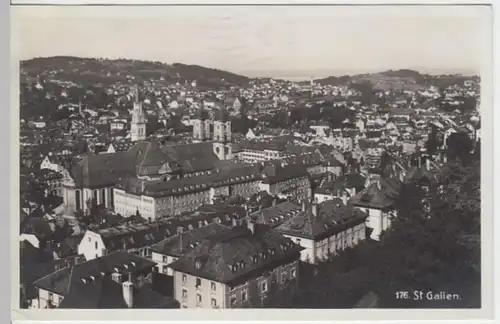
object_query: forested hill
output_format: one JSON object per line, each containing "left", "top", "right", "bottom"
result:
{"left": 314, "top": 69, "right": 479, "bottom": 90}
{"left": 20, "top": 56, "right": 251, "bottom": 88}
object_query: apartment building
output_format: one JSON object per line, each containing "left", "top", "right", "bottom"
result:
{"left": 168, "top": 220, "right": 303, "bottom": 308}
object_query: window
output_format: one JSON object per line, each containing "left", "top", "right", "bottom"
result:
{"left": 230, "top": 295, "right": 237, "bottom": 307}
{"left": 281, "top": 272, "right": 287, "bottom": 283}
{"left": 88, "top": 237, "right": 91, "bottom": 242}
{"left": 196, "top": 294, "right": 202, "bottom": 306}
{"left": 242, "top": 290, "right": 247, "bottom": 302}
{"left": 182, "top": 289, "right": 187, "bottom": 300}
{"left": 291, "top": 268, "right": 297, "bottom": 278}
{"left": 261, "top": 280, "right": 268, "bottom": 293}
{"left": 196, "top": 278, "right": 201, "bottom": 288}
{"left": 211, "top": 282, "right": 216, "bottom": 291}
{"left": 182, "top": 274, "right": 187, "bottom": 285}
{"left": 95, "top": 241, "right": 98, "bottom": 249}
{"left": 211, "top": 298, "right": 217, "bottom": 308}
{"left": 48, "top": 292, "right": 53, "bottom": 301}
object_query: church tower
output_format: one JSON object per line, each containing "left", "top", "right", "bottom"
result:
{"left": 131, "top": 86, "right": 146, "bottom": 142}
{"left": 212, "top": 108, "right": 232, "bottom": 160}
{"left": 193, "top": 101, "right": 210, "bottom": 142}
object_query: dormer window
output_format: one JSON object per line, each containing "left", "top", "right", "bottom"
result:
{"left": 252, "top": 255, "right": 258, "bottom": 264}
{"left": 269, "top": 248, "right": 276, "bottom": 256}
{"left": 195, "top": 259, "right": 202, "bottom": 270}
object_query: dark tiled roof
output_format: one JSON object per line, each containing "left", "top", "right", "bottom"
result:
{"left": 71, "top": 140, "right": 221, "bottom": 188}
{"left": 150, "top": 223, "right": 231, "bottom": 257}
{"left": 349, "top": 177, "right": 399, "bottom": 210}
{"left": 163, "top": 142, "right": 219, "bottom": 173}
{"left": 58, "top": 277, "right": 179, "bottom": 309}
{"left": 118, "top": 165, "right": 262, "bottom": 197}
{"left": 249, "top": 202, "right": 303, "bottom": 227}
{"left": 95, "top": 206, "right": 248, "bottom": 253}
{"left": 72, "top": 152, "right": 135, "bottom": 188}
{"left": 276, "top": 203, "right": 368, "bottom": 240}
{"left": 168, "top": 223, "right": 302, "bottom": 285}
{"left": 34, "top": 251, "right": 156, "bottom": 296}
{"left": 262, "top": 164, "right": 309, "bottom": 184}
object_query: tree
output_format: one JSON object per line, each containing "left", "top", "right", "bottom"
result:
{"left": 446, "top": 132, "right": 474, "bottom": 164}
{"left": 266, "top": 157, "right": 480, "bottom": 309}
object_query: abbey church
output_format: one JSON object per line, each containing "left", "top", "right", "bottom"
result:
{"left": 61, "top": 86, "right": 258, "bottom": 219}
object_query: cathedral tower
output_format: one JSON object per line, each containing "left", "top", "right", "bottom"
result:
{"left": 193, "top": 101, "right": 210, "bottom": 142}
{"left": 131, "top": 86, "right": 146, "bottom": 142}
{"left": 212, "top": 108, "right": 232, "bottom": 160}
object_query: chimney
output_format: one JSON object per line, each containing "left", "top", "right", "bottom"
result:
{"left": 122, "top": 280, "right": 134, "bottom": 308}
{"left": 112, "top": 272, "right": 123, "bottom": 283}
{"left": 342, "top": 192, "right": 348, "bottom": 206}
{"left": 311, "top": 203, "right": 318, "bottom": 217}
{"left": 209, "top": 188, "right": 215, "bottom": 205}
{"left": 301, "top": 200, "right": 306, "bottom": 212}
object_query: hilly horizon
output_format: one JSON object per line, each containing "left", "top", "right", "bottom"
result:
{"left": 20, "top": 56, "right": 478, "bottom": 88}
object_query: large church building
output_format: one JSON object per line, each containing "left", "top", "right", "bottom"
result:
{"left": 62, "top": 89, "right": 240, "bottom": 218}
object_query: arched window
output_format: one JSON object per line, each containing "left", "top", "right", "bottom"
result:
{"left": 75, "top": 190, "right": 81, "bottom": 211}
{"left": 101, "top": 189, "right": 106, "bottom": 206}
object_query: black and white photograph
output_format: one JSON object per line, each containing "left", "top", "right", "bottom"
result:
{"left": 11, "top": 3, "right": 493, "bottom": 318}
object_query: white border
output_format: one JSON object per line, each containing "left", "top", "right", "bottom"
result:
{"left": 9, "top": 1, "right": 497, "bottom": 322}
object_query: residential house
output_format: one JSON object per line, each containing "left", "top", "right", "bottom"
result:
{"left": 168, "top": 220, "right": 303, "bottom": 308}
{"left": 274, "top": 200, "right": 368, "bottom": 264}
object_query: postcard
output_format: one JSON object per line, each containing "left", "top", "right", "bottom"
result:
{"left": 10, "top": 2, "right": 494, "bottom": 322}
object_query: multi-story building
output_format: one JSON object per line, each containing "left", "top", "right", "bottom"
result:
{"left": 234, "top": 140, "right": 293, "bottom": 164}
{"left": 254, "top": 200, "right": 368, "bottom": 264}
{"left": 113, "top": 165, "right": 262, "bottom": 219}
{"left": 258, "top": 163, "right": 311, "bottom": 201}
{"left": 168, "top": 219, "right": 303, "bottom": 308}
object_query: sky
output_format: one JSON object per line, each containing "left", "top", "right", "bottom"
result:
{"left": 12, "top": 5, "right": 491, "bottom": 79}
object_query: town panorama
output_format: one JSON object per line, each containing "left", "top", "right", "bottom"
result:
{"left": 19, "top": 57, "right": 481, "bottom": 309}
